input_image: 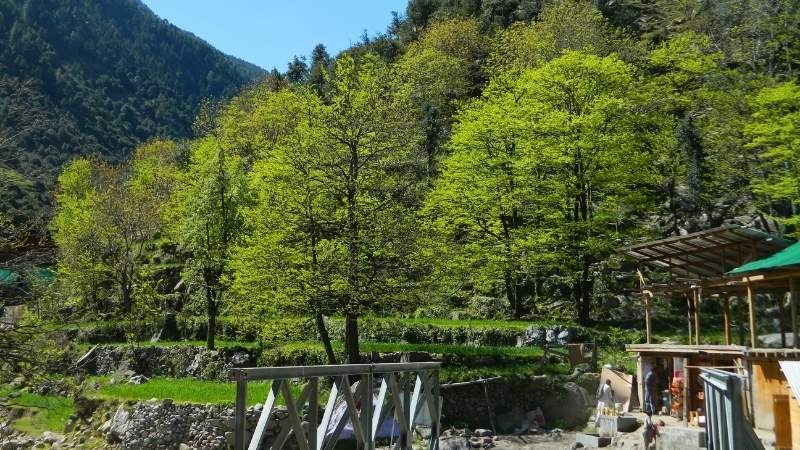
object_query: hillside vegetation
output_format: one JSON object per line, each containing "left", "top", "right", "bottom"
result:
{"left": 1, "top": 0, "right": 798, "bottom": 389}
{"left": 0, "top": 0, "right": 264, "bottom": 220}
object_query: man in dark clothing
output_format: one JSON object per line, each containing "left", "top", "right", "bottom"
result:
{"left": 644, "top": 367, "right": 657, "bottom": 415}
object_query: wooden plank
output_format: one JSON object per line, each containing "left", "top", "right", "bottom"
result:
{"left": 748, "top": 284, "right": 757, "bottom": 348}
{"left": 738, "top": 295, "right": 745, "bottom": 346}
{"left": 773, "top": 395, "right": 791, "bottom": 450}
{"left": 361, "top": 373, "right": 374, "bottom": 450}
{"left": 386, "top": 373, "right": 410, "bottom": 433}
{"left": 340, "top": 376, "right": 366, "bottom": 445}
{"left": 249, "top": 379, "right": 282, "bottom": 450}
{"left": 235, "top": 376, "right": 248, "bottom": 450}
{"left": 372, "top": 378, "right": 388, "bottom": 440}
{"left": 694, "top": 289, "right": 701, "bottom": 345}
{"left": 308, "top": 378, "right": 318, "bottom": 450}
{"left": 686, "top": 294, "right": 694, "bottom": 345}
{"left": 317, "top": 377, "right": 339, "bottom": 449}
{"left": 280, "top": 382, "right": 312, "bottom": 450}
{"left": 778, "top": 290, "right": 787, "bottom": 348}
{"left": 723, "top": 296, "right": 731, "bottom": 345}
{"left": 791, "top": 277, "right": 799, "bottom": 349}
{"left": 644, "top": 292, "right": 652, "bottom": 344}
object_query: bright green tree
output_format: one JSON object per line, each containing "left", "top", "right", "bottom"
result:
{"left": 51, "top": 140, "right": 180, "bottom": 316}
{"left": 169, "top": 136, "right": 250, "bottom": 350}
{"left": 746, "top": 81, "right": 800, "bottom": 231}
{"left": 427, "top": 51, "right": 664, "bottom": 323}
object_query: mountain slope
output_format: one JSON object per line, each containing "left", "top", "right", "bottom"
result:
{"left": 0, "top": 0, "right": 265, "bottom": 221}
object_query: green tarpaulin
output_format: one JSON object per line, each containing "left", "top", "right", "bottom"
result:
{"left": 728, "top": 241, "right": 800, "bottom": 274}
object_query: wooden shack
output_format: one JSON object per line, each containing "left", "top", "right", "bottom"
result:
{"left": 620, "top": 226, "right": 800, "bottom": 448}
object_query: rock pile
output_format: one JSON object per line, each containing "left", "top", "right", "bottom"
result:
{"left": 96, "top": 400, "right": 291, "bottom": 450}
{"left": 516, "top": 325, "right": 582, "bottom": 347}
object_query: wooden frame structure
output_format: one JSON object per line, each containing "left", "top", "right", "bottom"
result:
{"left": 618, "top": 225, "right": 794, "bottom": 346}
{"left": 231, "top": 362, "right": 442, "bottom": 450}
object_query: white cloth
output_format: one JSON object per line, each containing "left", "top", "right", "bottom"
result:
{"left": 595, "top": 384, "right": 615, "bottom": 424}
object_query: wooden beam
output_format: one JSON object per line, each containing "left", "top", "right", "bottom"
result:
{"left": 644, "top": 292, "right": 652, "bottom": 344}
{"left": 738, "top": 295, "right": 745, "bottom": 346}
{"left": 723, "top": 296, "right": 731, "bottom": 345}
{"left": 686, "top": 293, "right": 694, "bottom": 345}
{"left": 693, "top": 289, "right": 701, "bottom": 345}
{"left": 791, "top": 277, "right": 798, "bottom": 349}
{"left": 747, "top": 284, "right": 756, "bottom": 348}
{"left": 777, "top": 290, "right": 787, "bottom": 348}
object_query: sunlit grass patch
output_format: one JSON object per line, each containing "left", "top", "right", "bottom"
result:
{"left": 86, "top": 376, "right": 311, "bottom": 405}
{"left": 0, "top": 389, "right": 73, "bottom": 435}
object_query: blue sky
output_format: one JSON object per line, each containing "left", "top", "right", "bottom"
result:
{"left": 142, "top": 1, "right": 409, "bottom": 71}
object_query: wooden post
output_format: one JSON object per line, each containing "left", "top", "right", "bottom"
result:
{"left": 682, "top": 357, "right": 690, "bottom": 423}
{"left": 234, "top": 374, "right": 247, "bottom": 450}
{"left": 686, "top": 293, "right": 694, "bottom": 344}
{"left": 747, "top": 284, "right": 756, "bottom": 348}
{"left": 791, "top": 277, "right": 799, "bottom": 349}
{"left": 723, "top": 296, "right": 731, "bottom": 345}
{"left": 738, "top": 296, "right": 745, "bottom": 346}
{"left": 644, "top": 292, "right": 652, "bottom": 344}
{"left": 694, "top": 289, "right": 701, "bottom": 345}
{"left": 777, "top": 290, "right": 787, "bottom": 348}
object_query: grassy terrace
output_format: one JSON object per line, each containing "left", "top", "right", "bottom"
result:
{"left": 0, "top": 388, "right": 74, "bottom": 435}
{"left": 85, "top": 377, "right": 309, "bottom": 405}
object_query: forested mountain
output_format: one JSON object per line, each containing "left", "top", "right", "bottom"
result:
{"left": 4, "top": 0, "right": 800, "bottom": 358}
{"left": 0, "top": 0, "right": 264, "bottom": 221}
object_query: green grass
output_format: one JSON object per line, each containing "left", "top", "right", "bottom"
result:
{"left": 379, "top": 317, "right": 539, "bottom": 330}
{"left": 0, "top": 388, "right": 74, "bottom": 435}
{"left": 441, "top": 362, "right": 571, "bottom": 382}
{"left": 86, "top": 377, "right": 311, "bottom": 406}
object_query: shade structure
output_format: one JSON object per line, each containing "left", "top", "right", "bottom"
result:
{"left": 729, "top": 241, "right": 800, "bottom": 274}
{"left": 619, "top": 225, "right": 792, "bottom": 280}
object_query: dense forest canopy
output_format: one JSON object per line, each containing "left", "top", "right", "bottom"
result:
{"left": 4, "top": 0, "right": 800, "bottom": 363}
{"left": 0, "top": 0, "right": 264, "bottom": 221}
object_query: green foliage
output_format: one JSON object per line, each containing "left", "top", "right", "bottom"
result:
{"left": 50, "top": 140, "right": 181, "bottom": 318}
{"left": 746, "top": 81, "right": 800, "bottom": 232}
{"left": 86, "top": 377, "right": 299, "bottom": 406}
{"left": 0, "top": 390, "right": 74, "bottom": 435}
{"left": 424, "top": 50, "right": 667, "bottom": 322}
{"left": 0, "top": 0, "right": 263, "bottom": 220}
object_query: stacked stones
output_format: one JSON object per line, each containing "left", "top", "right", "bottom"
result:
{"left": 101, "top": 400, "right": 289, "bottom": 449}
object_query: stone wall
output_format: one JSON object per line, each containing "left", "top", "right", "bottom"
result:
{"left": 97, "top": 400, "right": 295, "bottom": 450}
{"left": 440, "top": 373, "right": 599, "bottom": 431}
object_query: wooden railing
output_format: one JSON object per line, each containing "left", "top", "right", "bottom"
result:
{"left": 700, "top": 368, "right": 763, "bottom": 450}
{"left": 231, "top": 362, "right": 442, "bottom": 450}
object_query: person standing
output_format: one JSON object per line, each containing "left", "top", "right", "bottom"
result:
{"left": 595, "top": 379, "right": 615, "bottom": 425}
{"left": 644, "top": 367, "right": 657, "bottom": 415}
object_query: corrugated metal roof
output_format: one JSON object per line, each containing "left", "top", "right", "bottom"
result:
{"left": 619, "top": 225, "right": 792, "bottom": 279}
{"left": 779, "top": 361, "right": 800, "bottom": 407}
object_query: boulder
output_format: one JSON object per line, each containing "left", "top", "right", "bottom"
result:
{"left": 108, "top": 406, "right": 130, "bottom": 442}
{"left": 128, "top": 374, "right": 149, "bottom": 385}
{"left": 541, "top": 382, "right": 591, "bottom": 429}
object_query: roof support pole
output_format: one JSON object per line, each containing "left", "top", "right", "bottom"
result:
{"left": 686, "top": 293, "right": 693, "bottom": 344}
{"left": 644, "top": 292, "right": 652, "bottom": 344}
{"left": 693, "top": 289, "right": 701, "bottom": 345}
{"left": 723, "top": 296, "right": 731, "bottom": 345}
{"left": 737, "top": 296, "right": 745, "bottom": 346}
{"left": 790, "top": 277, "right": 798, "bottom": 349}
{"left": 747, "top": 284, "right": 756, "bottom": 348}
{"left": 776, "top": 290, "right": 787, "bottom": 348}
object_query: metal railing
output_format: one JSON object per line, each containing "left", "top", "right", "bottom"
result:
{"left": 700, "top": 368, "right": 764, "bottom": 450}
{"left": 231, "top": 362, "right": 442, "bottom": 450}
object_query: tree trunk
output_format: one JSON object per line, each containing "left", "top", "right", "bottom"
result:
{"left": 577, "top": 256, "right": 593, "bottom": 325}
{"left": 206, "top": 287, "right": 216, "bottom": 350}
{"left": 120, "top": 271, "right": 132, "bottom": 315}
{"left": 315, "top": 313, "right": 337, "bottom": 365}
{"left": 345, "top": 313, "right": 360, "bottom": 364}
